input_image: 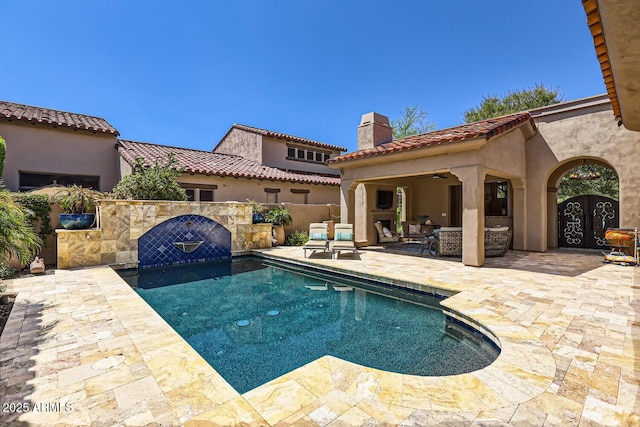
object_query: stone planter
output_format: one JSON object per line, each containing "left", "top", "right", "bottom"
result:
{"left": 273, "top": 225, "right": 286, "bottom": 245}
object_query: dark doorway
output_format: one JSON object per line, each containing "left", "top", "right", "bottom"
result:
{"left": 558, "top": 195, "right": 618, "bottom": 249}
{"left": 449, "top": 185, "right": 462, "bottom": 227}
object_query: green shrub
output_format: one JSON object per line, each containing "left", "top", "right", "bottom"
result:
{"left": 285, "top": 230, "right": 308, "bottom": 246}
{"left": 0, "top": 135, "right": 5, "bottom": 178}
{"left": 264, "top": 206, "right": 293, "bottom": 226}
{"left": 0, "top": 265, "right": 17, "bottom": 280}
{"left": 13, "top": 193, "right": 52, "bottom": 242}
{"left": 0, "top": 190, "right": 42, "bottom": 265}
{"left": 51, "top": 185, "right": 102, "bottom": 214}
{"left": 113, "top": 153, "right": 187, "bottom": 201}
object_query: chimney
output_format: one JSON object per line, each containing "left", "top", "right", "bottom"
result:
{"left": 358, "top": 112, "right": 392, "bottom": 151}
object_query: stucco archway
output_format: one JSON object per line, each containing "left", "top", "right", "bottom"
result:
{"left": 545, "top": 157, "right": 619, "bottom": 249}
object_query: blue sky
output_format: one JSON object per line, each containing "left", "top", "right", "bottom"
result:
{"left": 2, "top": 1, "right": 603, "bottom": 153}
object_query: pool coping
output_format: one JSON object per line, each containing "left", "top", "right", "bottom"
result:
{"left": 1, "top": 247, "right": 638, "bottom": 425}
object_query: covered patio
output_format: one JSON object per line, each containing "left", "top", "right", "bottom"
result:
{"left": 328, "top": 95, "right": 640, "bottom": 266}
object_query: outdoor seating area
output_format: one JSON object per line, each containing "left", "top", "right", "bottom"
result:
{"left": 423, "top": 226, "right": 513, "bottom": 257}
{"left": 304, "top": 222, "right": 358, "bottom": 258}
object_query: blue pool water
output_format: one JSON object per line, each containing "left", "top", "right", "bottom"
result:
{"left": 119, "top": 257, "right": 499, "bottom": 394}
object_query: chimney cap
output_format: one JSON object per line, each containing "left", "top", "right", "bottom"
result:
{"left": 359, "top": 112, "right": 390, "bottom": 127}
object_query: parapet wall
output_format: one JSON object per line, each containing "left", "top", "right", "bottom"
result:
{"left": 56, "top": 200, "right": 272, "bottom": 269}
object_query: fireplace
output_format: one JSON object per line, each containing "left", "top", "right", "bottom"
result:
{"left": 378, "top": 219, "right": 391, "bottom": 230}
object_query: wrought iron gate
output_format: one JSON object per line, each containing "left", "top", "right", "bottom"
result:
{"left": 558, "top": 196, "right": 618, "bottom": 249}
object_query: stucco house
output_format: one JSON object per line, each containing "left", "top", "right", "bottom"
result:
{"left": 117, "top": 138, "right": 341, "bottom": 204}
{"left": 214, "top": 123, "right": 345, "bottom": 179}
{"left": 0, "top": 99, "right": 344, "bottom": 206}
{"left": 0, "top": 100, "right": 121, "bottom": 192}
{"left": 328, "top": 94, "right": 640, "bottom": 267}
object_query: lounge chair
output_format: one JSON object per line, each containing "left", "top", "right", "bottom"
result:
{"left": 303, "top": 223, "right": 330, "bottom": 258}
{"left": 374, "top": 221, "right": 399, "bottom": 244}
{"left": 332, "top": 223, "right": 358, "bottom": 258}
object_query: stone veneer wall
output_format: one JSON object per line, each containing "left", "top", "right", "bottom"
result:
{"left": 56, "top": 200, "right": 272, "bottom": 269}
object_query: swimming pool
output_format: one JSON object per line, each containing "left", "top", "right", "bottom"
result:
{"left": 119, "top": 257, "right": 500, "bottom": 394}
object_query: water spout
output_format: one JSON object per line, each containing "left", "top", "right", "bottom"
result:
{"left": 173, "top": 240, "right": 205, "bottom": 253}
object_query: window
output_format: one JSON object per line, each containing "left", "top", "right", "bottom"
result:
{"left": 484, "top": 182, "right": 509, "bottom": 216}
{"left": 180, "top": 185, "right": 217, "bottom": 202}
{"left": 200, "top": 190, "right": 214, "bottom": 201}
{"left": 19, "top": 171, "right": 100, "bottom": 191}
{"left": 265, "top": 188, "right": 280, "bottom": 204}
{"left": 291, "top": 188, "right": 309, "bottom": 204}
{"left": 286, "top": 144, "right": 332, "bottom": 165}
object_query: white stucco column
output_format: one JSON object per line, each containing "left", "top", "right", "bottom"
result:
{"left": 451, "top": 165, "right": 486, "bottom": 267}
{"left": 511, "top": 179, "right": 526, "bottom": 250}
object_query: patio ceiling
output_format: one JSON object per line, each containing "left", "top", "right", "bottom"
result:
{"left": 583, "top": 0, "right": 640, "bottom": 131}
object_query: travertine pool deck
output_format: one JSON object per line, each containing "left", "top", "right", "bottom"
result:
{"left": 1, "top": 248, "right": 638, "bottom": 426}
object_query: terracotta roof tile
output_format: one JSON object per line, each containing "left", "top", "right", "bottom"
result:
{"left": 226, "top": 124, "right": 347, "bottom": 152}
{"left": 0, "top": 100, "right": 119, "bottom": 135}
{"left": 117, "top": 139, "right": 340, "bottom": 186}
{"left": 582, "top": 0, "right": 621, "bottom": 121}
{"left": 328, "top": 112, "right": 535, "bottom": 164}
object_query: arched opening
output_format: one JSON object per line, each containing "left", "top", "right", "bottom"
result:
{"left": 547, "top": 158, "right": 619, "bottom": 249}
{"left": 138, "top": 214, "right": 231, "bottom": 268}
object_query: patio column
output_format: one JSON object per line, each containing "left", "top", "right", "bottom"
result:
{"left": 546, "top": 187, "right": 558, "bottom": 248}
{"left": 512, "top": 179, "right": 526, "bottom": 250}
{"left": 451, "top": 165, "right": 486, "bottom": 267}
{"left": 339, "top": 178, "right": 354, "bottom": 224}
{"left": 353, "top": 182, "right": 369, "bottom": 244}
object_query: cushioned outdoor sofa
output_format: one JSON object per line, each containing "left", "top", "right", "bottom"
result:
{"left": 436, "top": 226, "right": 512, "bottom": 257}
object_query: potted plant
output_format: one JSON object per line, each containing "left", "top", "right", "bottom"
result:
{"left": 52, "top": 185, "right": 102, "bottom": 230}
{"left": 264, "top": 206, "right": 293, "bottom": 245}
{"left": 247, "top": 200, "right": 267, "bottom": 224}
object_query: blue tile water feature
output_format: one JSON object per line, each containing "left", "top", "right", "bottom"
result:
{"left": 138, "top": 214, "right": 231, "bottom": 268}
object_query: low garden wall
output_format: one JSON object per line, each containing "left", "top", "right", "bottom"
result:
{"left": 56, "top": 200, "right": 272, "bottom": 269}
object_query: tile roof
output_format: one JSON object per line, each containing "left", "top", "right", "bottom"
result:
{"left": 328, "top": 112, "right": 536, "bottom": 164}
{"left": 582, "top": 0, "right": 621, "bottom": 121}
{"left": 117, "top": 139, "right": 341, "bottom": 186}
{"left": 0, "top": 100, "right": 119, "bottom": 135}
{"left": 223, "top": 124, "right": 347, "bottom": 152}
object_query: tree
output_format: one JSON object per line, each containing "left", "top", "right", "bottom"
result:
{"left": 112, "top": 153, "right": 188, "bottom": 201}
{"left": 463, "top": 84, "right": 562, "bottom": 123}
{"left": 391, "top": 106, "right": 435, "bottom": 139}
{"left": 558, "top": 165, "right": 618, "bottom": 202}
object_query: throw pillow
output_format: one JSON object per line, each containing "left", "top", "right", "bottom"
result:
{"left": 336, "top": 231, "right": 353, "bottom": 241}
{"left": 409, "top": 224, "right": 421, "bottom": 235}
{"left": 310, "top": 232, "right": 327, "bottom": 240}
{"left": 382, "top": 227, "right": 392, "bottom": 238}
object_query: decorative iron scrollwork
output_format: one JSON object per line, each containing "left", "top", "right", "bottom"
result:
{"left": 593, "top": 201, "right": 615, "bottom": 246}
{"left": 563, "top": 201, "right": 583, "bottom": 245}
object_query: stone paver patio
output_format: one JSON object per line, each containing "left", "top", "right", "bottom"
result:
{"left": 0, "top": 247, "right": 639, "bottom": 426}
